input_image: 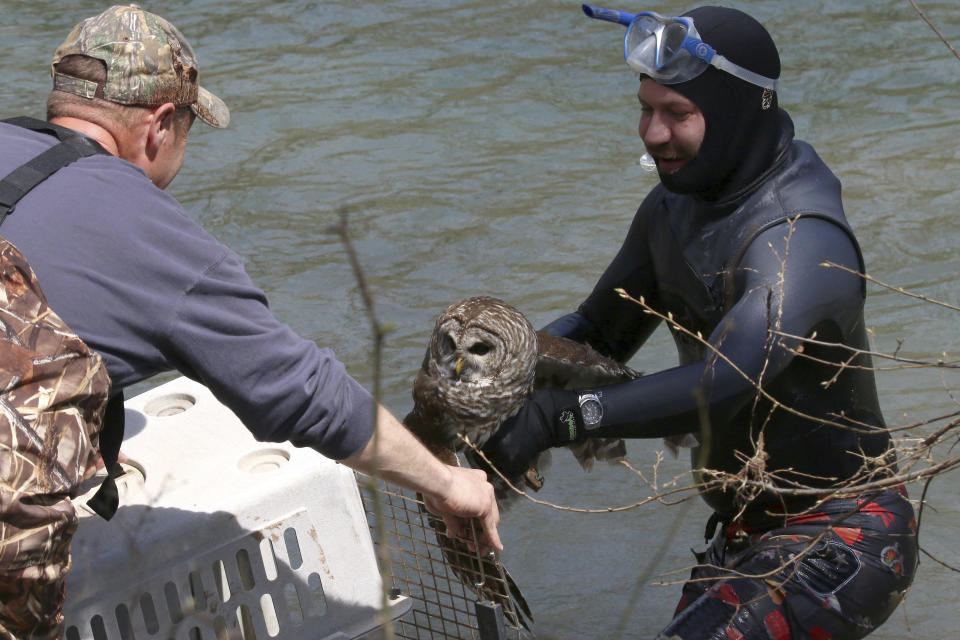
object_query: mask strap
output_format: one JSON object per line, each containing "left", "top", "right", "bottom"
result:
{"left": 711, "top": 55, "right": 780, "bottom": 91}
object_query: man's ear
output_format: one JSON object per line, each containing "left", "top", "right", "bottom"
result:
{"left": 145, "top": 102, "right": 177, "bottom": 159}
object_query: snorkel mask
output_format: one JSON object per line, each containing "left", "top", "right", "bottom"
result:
{"left": 582, "top": 4, "right": 779, "bottom": 91}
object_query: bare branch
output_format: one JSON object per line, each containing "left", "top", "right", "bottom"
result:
{"left": 821, "top": 260, "right": 960, "bottom": 312}
{"left": 771, "top": 330, "right": 960, "bottom": 370}
{"left": 908, "top": 0, "right": 960, "bottom": 63}
{"left": 328, "top": 207, "right": 396, "bottom": 639}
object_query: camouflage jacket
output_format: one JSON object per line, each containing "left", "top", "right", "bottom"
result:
{"left": 0, "top": 237, "right": 110, "bottom": 571}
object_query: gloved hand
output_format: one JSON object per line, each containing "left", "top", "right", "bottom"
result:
{"left": 478, "top": 388, "right": 584, "bottom": 481}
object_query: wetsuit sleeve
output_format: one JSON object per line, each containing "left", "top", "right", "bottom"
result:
{"left": 586, "top": 217, "right": 864, "bottom": 439}
{"left": 161, "top": 252, "right": 377, "bottom": 459}
{"left": 543, "top": 195, "right": 664, "bottom": 362}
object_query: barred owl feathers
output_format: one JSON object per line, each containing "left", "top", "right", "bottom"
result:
{"left": 405, "top": 296, "right": 636, "bottom": 493}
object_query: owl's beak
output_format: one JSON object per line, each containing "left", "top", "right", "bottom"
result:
{"left": 455, "top": 358, "right": 465, "bottom": 378}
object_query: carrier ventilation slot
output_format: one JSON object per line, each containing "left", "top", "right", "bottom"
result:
{"left": 66, "top": 519, "right": 327, "bottom": 639}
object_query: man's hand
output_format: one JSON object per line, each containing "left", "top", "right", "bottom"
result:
{"left": 341, "top": 403, "right": 505, "bottom": 553}
{"left": 421, "top": 465, "right": 503, "bottom": 554}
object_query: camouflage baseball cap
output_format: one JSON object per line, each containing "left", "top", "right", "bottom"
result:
{"left": 51, "top": 4, "right": 229, "bottom": 128}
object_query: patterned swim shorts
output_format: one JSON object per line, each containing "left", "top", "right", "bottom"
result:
{"left": 658, "top": 488, "right": 918, "bottom": 640}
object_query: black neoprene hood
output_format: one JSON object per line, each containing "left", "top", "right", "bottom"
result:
{"left": 656, "top": 6, "right": 783, "bottom": 200}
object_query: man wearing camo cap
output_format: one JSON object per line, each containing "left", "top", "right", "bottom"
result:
{"left": 0, "top": 6, "right": 502, "bottom": 636}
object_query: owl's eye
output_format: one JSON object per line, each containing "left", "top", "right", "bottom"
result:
{"left": 468, "top": 342, "right": 491, "bottom": 356}
{"left": 440, "top": 333, "right": 457, "bottom": 355}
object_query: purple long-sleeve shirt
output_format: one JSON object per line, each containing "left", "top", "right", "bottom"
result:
{"left": 0, "top": 121, "right": 375, "bottom": 459}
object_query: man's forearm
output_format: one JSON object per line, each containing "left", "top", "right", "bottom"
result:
{"left": 340, "top": 404, "right": 453, "bottom": 496}
{"left": 340, "top": 403, "right": 503, "bottom": 552}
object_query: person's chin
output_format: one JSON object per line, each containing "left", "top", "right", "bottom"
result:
{"left": 656, "top": 158, "right": 687, "bottom": 174}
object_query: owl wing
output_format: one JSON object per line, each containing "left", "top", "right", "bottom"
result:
{"left": 403, "top": 356, "right": 468, "bottom": 461}
{"left": 534, "top": 331, "right": 640, "bottom": 470}
{"left": 402, "top": 406, "right": 459, "bottom": 465}
{"left": 535, "top": 331, "right": 640, "bottom": 388}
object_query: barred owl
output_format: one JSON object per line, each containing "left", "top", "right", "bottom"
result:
{"left": 402, "top": 296, "right": 535, "bottom": 630}
{"left": 406, "top": 296, "right": 537, "bottom": 459}
{"left": 405, "top": 296, "right": 636, "bottom": 497}
{"left": 403, "top": 297, "right": 638, "bottom": 629}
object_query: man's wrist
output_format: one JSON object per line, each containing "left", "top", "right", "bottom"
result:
{"left": 577, "top": 392, "right": 603, "bottom": 428}
{"left": 553, "top": 391, "right": 605, "bottom": 444}
{"left": 419, "top": 453, "right": 456, "bottom": 502}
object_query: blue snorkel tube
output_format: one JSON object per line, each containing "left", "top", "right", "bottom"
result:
{"left": 581, "top": 4, "right": 635, "bottom": 27}
{"left": 581, "top": 4, "right": 660, "bottom": 174}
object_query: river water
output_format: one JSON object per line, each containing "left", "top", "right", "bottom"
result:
{"left": 3, "top": 1, "right": 959, "bottom": 638}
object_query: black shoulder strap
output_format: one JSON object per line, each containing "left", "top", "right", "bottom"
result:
{"left": 86, "top": 391, "right": 126, "bottom": 520}
{"left": 0, "top": 116, "right": 110, "bottom": 225}
{"left": 1, "top": 116, "right": 123, "bottom": 520}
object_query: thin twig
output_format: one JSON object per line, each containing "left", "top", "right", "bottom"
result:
{"left": 908, "top": 0, "right": 960, "bottom": 62}
{"left": 771, "top": 330, "right": 960, "bottom": 370}
{"left": 821, "top": 260, "right": 960, "bottom": 312}
{"left": 328, "top": 207, "right": 395, "bottom": 639}
{"left": 458, "top": 433, "right": 702, "bottom": 512}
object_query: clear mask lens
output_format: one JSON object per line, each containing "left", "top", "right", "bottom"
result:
{"left": 626, "top": 43, "right": 706, "bottom": 84}
{"left": 660, "top": 22, "right": 688, "bottom": 67}
{"left": 624, "top": 14, "right": 709, "bottom": 84}
{"left": 624, "top": 15, "right": 658, "bottom": 58}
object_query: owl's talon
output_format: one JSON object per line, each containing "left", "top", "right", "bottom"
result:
{"left": 522, "top": 466, "right": 544, "bottom": 491}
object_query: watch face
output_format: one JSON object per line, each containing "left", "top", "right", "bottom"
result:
{"left": 580, "top": 396, "right": 603, "bottom": 426}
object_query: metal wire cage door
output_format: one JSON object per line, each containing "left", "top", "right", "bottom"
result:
{"left": 358, "top": 476, "right": 533, "bottom": 640}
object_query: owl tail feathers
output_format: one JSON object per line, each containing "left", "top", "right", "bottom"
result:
{"left": 502, "top": 564, "right": 535, "bottom": 633}
{"left": 479, "top": 557, "right": 535, "bottom": 633}
{"left": 419, "top": 501, "right": 534, "bottom": 633}
{"left": 568, "top": 437, "right": 628, "bottom": 471}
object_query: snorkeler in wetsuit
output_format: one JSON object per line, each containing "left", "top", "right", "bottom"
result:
{"left": 483, "top": 6, "right": 917, "bottom": 639}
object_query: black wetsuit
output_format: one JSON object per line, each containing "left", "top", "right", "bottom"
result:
{"left": 544, "top": 116, "right": 918, "bottom": 638}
